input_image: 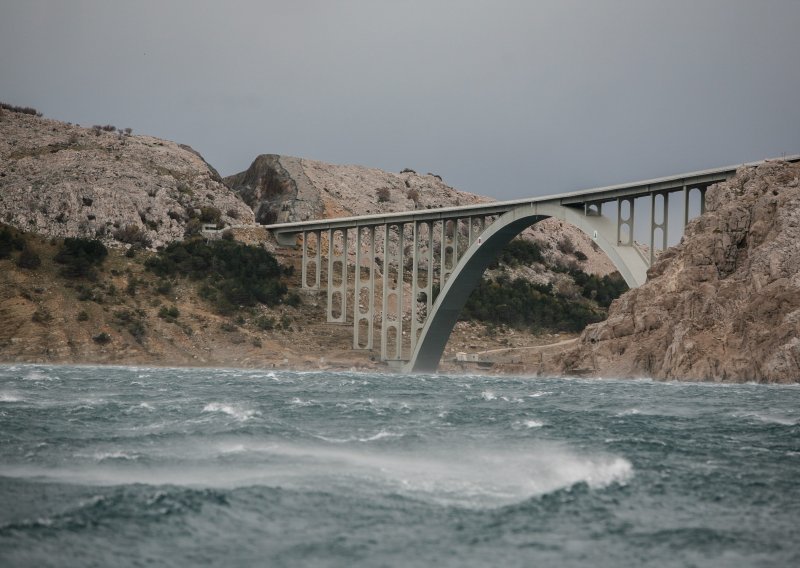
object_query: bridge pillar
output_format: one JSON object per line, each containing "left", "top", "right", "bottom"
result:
{"left": 301, "top": 230, "right": 322, "bottom": 289}
{"left": 617, "top": 197, "right": 635, "bottom": 246}
{"left": 353, "top": 226, "right": 376, "bottom": 349}
{"left": 326, "top": 228, "right": 347, "bottom": 323}
{"left": 650, "top": 192, "right": 669, "bottom": 265}
{"left": 410, "top": 220, "right": 435, "bottom": 354}
{"left": 381, "top": 223, "right": 405, "bottom": 360}
{"left": 440, "top": 220, "right": 452, "bottom": 285}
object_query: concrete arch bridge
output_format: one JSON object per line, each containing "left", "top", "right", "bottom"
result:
{"left": 265, "top": 156, "right": 797, "bottom": 373}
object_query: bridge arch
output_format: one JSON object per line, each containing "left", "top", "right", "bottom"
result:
{"left": 402, "top": 202, "right": 648, "bottom": 373}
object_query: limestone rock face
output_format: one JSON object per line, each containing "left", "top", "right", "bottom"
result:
{"left": 0, "top": 112, "right": 254, "bottom": 249}
{"left": 224, "top": 155, "right": 489, "bottom": 223}
{"left": 561, "top": 161, "right": 800, "bottom": 383}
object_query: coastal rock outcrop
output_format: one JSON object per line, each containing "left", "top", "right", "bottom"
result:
{"left": 561, "top": 160, "right": 800, "bottom": 382}
{"left": 0, "top": 111, "right": 254, "bottom": 249}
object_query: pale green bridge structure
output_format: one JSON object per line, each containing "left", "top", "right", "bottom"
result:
{"left": 265, "top": 156, "right": 798, "bottom": 373}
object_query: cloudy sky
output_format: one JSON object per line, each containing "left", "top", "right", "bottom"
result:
{"left": 2, "top": 0, "right": 799, "bottom": 199}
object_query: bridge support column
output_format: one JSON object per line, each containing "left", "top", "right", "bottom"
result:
{"left": 410, "top": 221, "right": 433, "bottom": 353}
{"left": 326, "top": 228, "right": 347, "bottom": 323}
{"left": 617, "top": 197, "right": 634, "bottom": 246}
{"left": 700, "top": 186, "right": 707, "bottom": 214}
{"left": 650, "top": 192, "right": 669, "bottom": 265}
{"left": 381, "top": 223, "right": 404, "bottom": 360}
{"left": 301, "top": 230, "right": 321, "bottom": 289}
{"left": 353, "top": 226, "right": 375, "bottom": 349}
{"left": 440, "top": 220, "right": 452, "bottom": 285}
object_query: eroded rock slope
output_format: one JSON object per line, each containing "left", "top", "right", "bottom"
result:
{"left": 0, "top": 110, "right": 254, "bottom": 249}
{"left": 562, "top": 160, "right": 800, "bottom": 382}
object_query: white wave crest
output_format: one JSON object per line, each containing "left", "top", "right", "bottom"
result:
{"left": 480, "top": 390, "right": 496, "bottom": 401}
{"left": 203, "top": 402, "right": 260, "bottom": 421}
{"left": 740, "top": 412, "right": 797, "bottom": 426}
{"left": 0, "top": 392, "right": 22, "bottom": 402}
{"left": 74, "top": 450, "right": 141, "bottom": 462}
{"left": 312, "top": 429, "right": 403, "bottom": 444}
{"left": 282, "top": 442, "right": 635, "bottom": 508}
{"left": 526, "top": 391, "right": 552, "bottom": 398}
{"left": 23, "top": 370, "right": 57, "bottom": 381}
{"left": 616, "top": 408, "right": 641, "bottom": 416}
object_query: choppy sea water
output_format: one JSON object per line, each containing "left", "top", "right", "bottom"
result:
{"left": 0, "top": 365, "right": 798, "bottom": 567}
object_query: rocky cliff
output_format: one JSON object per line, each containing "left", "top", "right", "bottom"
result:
{"left": 0, "top": 110, "right": 254, "bottom": 249}
{"left": 561, "top": 160, "right": 800, "bottom": 383}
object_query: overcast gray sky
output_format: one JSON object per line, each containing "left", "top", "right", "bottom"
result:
{"left": 2, "top": 0, "right": 799, "bottom": 199}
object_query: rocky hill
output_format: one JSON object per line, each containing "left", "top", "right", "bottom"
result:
{"left": 560, "top": 160, "right": 800, "bottom": 383}
{"left": 0, "top": 109, "right": 254, "bottom": 249}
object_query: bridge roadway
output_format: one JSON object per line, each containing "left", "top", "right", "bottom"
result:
{"left": 264, "top": 155, "right": 799, "bottom": 373}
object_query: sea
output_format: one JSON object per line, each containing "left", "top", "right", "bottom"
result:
{"left": 0, "top": 364, "right": 798, "bottom": 567}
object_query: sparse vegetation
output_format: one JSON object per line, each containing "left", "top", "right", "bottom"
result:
{"left": 31, "top": 307, "right": 53, "bottom": 324}
{"left": 199, "top": 206, "right": 222, "bottom": 225}
{"left": 407, "top": 188, "right": 420, "bottom": 206}
{"left": 0, "top": 102, "right": 42, "bottom": 117}
{"left": 16, "top": 246, "right": 41, "bottom": 269}
{"left": 255, "top": 315, "right": 275, "bottom": 331}
{"left": 158, "top": 305, "right": 180, "bottom": 323}
{"left": 557, "top": 235, "right": 575, "bottom": 255}
{"left": 114, "top": 224, "right": 151, "bottom": 247}
{"left": 92, "top": 332, "right": 112, "bottom": 345}
{"left": 113, "top": 309, "right": 146, "bottom": 343}
{"left": 0, "top": 226, "right": 25, "bottom": 259}
{"left": 376, "top": 187, "right": 391, "bottom": 203}
{"left": 54, "top": 237, "right": 108, "bottom": 279}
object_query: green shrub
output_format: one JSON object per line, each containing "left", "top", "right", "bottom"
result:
{"left": 255, "top": 315, "right": 275, "bottom": 330}
{"left": 199, "top": 206, "right": 221, "bottom": 224}
{"left": 16, "top": 246, "right": 41, "bottom": 269}
{"left": 0, "top": 226, "right": 24, "bottom": 259}
{"left": 113, "top": 309, "right": 145, "bottom": 343}
{"left": 557, "top": 235, "right": 575, "bottom": 255}
{"left": 490, "top": 239, "right": 544, "bottom": 268}
{"left": 145, "top": 239, "right": 288, "bottom": 313}
{"left": 31, "top": 308, "right": 53, "bottom": 324}
{"left": 92, "top": 332, "right": 111, "bottom": 344}
{"left": 114, "top": 224, "right": 151, "bottom": 247}
{"left": 54, "top": 238, "right": 108, "bottom": 278}
{"left": 567, "top": 270, "right": 628, "bottom": 308}
{"left": 158, "top": 305, "right": 179, "bottom": 322}
{"left": 77, "top": 310, "right": 89, "bottom": 322}
{"left": 461, "top": 274, "right": 606, "bottom": 333}
{"left": 156, "top": 279, "right": 173, "bottom": 295}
